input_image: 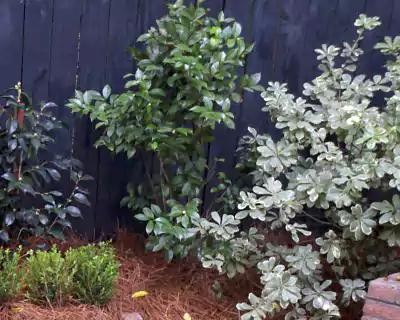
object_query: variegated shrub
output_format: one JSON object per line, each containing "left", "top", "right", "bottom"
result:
{"left": 197, "top": 15, "right": 400, "bottom": 319}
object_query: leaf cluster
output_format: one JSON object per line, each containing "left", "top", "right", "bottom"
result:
{"left": 65, "top": 242, "right": 120, "bottom": 305}
{"left": 25, "top": 242, "right": 119, "bottom": 306}
{"left": 202, "top": 15, "right": 399, "bottom": 319}
{"left": 0, "top": 88, "right": 91, "bottom": 242}
{"left": 67, "top": 0, "right": 261, "bottom": 260}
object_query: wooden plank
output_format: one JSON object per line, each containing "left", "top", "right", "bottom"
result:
{"left": 48, "top": 0, "right": 82, "bottom": 151}
{"left": 223, "top": 0, "right": 255, "bottom": 136}
{"left": 325, "top": 0, "right": 365, "bottom": 45}
{"left": 22, "top": 0, "right": 54, "bottom": 103}
{"left": 107, "top": 0, "right": 141, "bottom": 92}
{"left": 166, "top": 0, "right": 194, "bottom": 6}
{"left": 202, "top": 0, "right": 253, "bottom": 214}
{"left": 95, "top": 0, "right": 140, "bottom": 237}
{"left": 237, "top": 0, "right": 282, "bottom": 139}
{"left": 359, "top": 0, "right": 395, "bottom": 76}
{"left": 47, "top": 0, "right": 83, "bottom": 233}
{"left": 273, "top": 0, "right": 311, "bottom": 90}
{"left": 199, "top": 0, "right": 224, "bottom": 214}
{"left": 19, "top": 0, "right": 54, "bottom": 214}
{"left": 129, "top": 0, "right": 168, "bottom": 226}
{"left": 204, "top": 0, "right": 224, "bottom": 17}
{"left": 95, "top": 0, "right": 161, "bottom": 237}
{"left": 132, "top": 0, "right": 169, "bottom": 229}
{"left": 290, "top": 0, "right": 338, "bottom": 96}
{"left": 72, "top": 0, "right": 112, "bottom": 238}
{"left": 274, "top": 0, "right": 367, "bottom": 92}
{"left": 390, "top": 0, "right": 400, "bottom": 33}
{"left": 0, "top": 0, "right": 25, "bottom": 91}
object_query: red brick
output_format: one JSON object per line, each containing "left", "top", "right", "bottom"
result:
{"left": 363, "top": 299, "right": 400, "bottom": 319}
{"left": 368, "top": 279, "right": 400, "bottom": 305}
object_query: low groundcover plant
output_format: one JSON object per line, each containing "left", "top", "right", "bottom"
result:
{"left": 66, "top": 242, "right": 120, "bottom": 305}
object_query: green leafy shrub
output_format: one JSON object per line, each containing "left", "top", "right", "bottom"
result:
{"left": 25, "top": 246, "right": 75, "bottom": 305}
{"left": 194, "top": 15, "right": 400, "bottom": 319}
{"left": 67, "top": 0, "right": 261, "bottom": 260}
{"left": 0, "top": 247, "right": 23, "bottom": 302}
{"left": 65, "top": 242, "right": 120, "bottom": 305}
{"left": 0, "top": 85, "right": 92, "bottom": 242}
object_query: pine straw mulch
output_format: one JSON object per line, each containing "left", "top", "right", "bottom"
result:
{"left": 0, "top": 230, "right": 261, "bottom": 320}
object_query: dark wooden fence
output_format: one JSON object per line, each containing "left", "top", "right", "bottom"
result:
{"left": 0, "top": 0, "right": 399, "bottom": 239}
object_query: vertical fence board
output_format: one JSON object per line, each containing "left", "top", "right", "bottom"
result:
{"left": 199, "top": 0, "right": 227, "bottom": 214}
{"left": 325, "top": 0, "right": 363, "bottom": 45}
{"left": 204, "top": 0, "right": 224, "bottom": 17}
{"left": 390, "top": 0, "right": 400, "bottom": 32}
{"left": 19, "top": 0, "right": 55, "bottom": 213}
{"left": 47, "top": 0, "right": 82, "bottom": 233}
{"left": 359, "top": 0, "right": 395, "bottom": 76}
{"left": 0, "top": 1, "right": 24, "bottom": 92}
{"left": 223, "top": 0, "right": 254, "bottom": 147}
{"left": 122, "top": 0, "right": 170, "bottom": 230}
{"left": 273, "top": 0, "right": 311, "bottom": 92}
{"left": 238, "top": 0, "right": 281, "bottom": 137}
{"left": 203, "top": 0, "right": 255, "bottom": 214}
{"left": 95, "top": 0, "right": 159, "bottom": 237}
{"left": 22, "top": 0, "right": 54, "bottom": 103}
{"left": 48, "top": 0, "right": 81, "bottom": 153}
{"left": 95, "top": 0, "right": 140, "bottom": 237}
{"left": 72, "top": 0, "right": 112, "bottom": 238}
{"left": 297, "top": 0, "right": 343, "bottom": 90}
{"left": 137, "top": 0, "right": 169, "bottom": 202}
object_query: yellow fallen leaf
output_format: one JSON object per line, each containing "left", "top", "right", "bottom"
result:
{"left": 131, "top": 291, "right": 149, "bottom": 299}
{"left": 183, "top": 313, "right": 192, "bottom": 320}
{"left": 11, "top": 307, "right": 22, "bottom": 313}
{"left": 396, "top": 275, "right": 400, "bottom": 281}
{"left": 272, "top": 303, "right": 280, "bottom": 311}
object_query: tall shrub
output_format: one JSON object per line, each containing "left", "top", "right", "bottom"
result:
{"left": 196, "top": 15, "right": 400, "bottom": 319}
{"left": 68, "top": 0, "right": 262, "bottom": 259}
{"left": 0, "top": 86, "right": 91, "bottom": 241}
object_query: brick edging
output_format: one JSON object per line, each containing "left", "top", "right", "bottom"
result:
{"left": 362, "top": 273, "right": 400, "bottom": 320}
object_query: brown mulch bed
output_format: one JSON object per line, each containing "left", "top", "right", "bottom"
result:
{"left": 0, "top": 230, "right": 260, "bottom": 320}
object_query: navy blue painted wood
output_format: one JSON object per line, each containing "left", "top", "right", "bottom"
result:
{"left": 0, "top": 0, "right": 25, "bottom": 92}
{"left": 274, "top": 0, "right": 311, "bottom": 92}
{"left": 19, "top": 0, "right": 54, "bottom": 212}
{"left": 94, "top": 0, "right": 169, "bottom": 237}
{"left": 48, "top": 0, "right": 82, "bottom": 154}
{"left": 223, "top": 0, "right": 255, "bottom": 144}
{"left": 93, "top": 0, "right": 142, "bottom": 238}
{"left": 73, "top": 0, "right": 112, "bottom": 238}
{"left": 359, "top": 0, "right": 395, "bottom": 77}
{"left": 202, "top": 0, "right": 228, "bottom": 208}
{"left": 239, "top": 0, "right": 281, "bottom": 137}
{"left": 297, "top": 0, "right": 344, "bottom": 89}
{"left": 46, "top": 0, "right": 83, "bottom": 234}
{"left": 22, "top": 0, "right": 54, "bottom": 103}
{"left": 204, "top": 0, "right": 224, "bottom": 17}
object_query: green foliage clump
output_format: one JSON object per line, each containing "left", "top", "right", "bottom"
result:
{"left": 67, "top": 0, "right": 261, "bottom": 260}
{"left": 65, "top": 242, "right": 120, "bottom": 306}
{"left": 66, "top": 0, "right": 399, "bottom": 318}
{"left": 25, "top": 247, "right": 75, "bottom": 305}
{"left": 0, "top": 86, "right": 92, "bottom": 242}
{"left": 0, "top": 247, "right": 23, "bottom": 302}
{"left": 196, "top": 14, "right": 400, "bottom": 319}
{"left": 24, "top": 243, "right": 120, "bottom": 306}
